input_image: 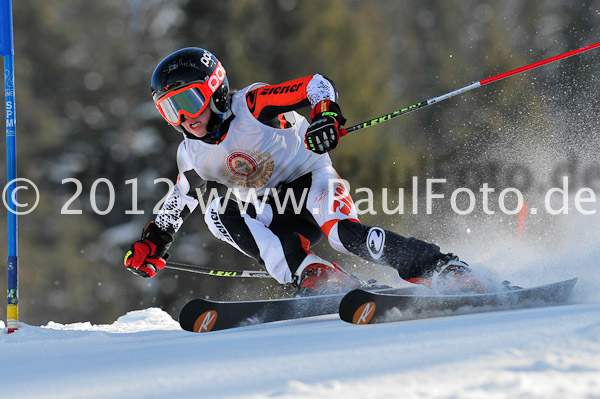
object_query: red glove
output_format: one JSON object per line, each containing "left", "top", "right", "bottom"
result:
{"left": 305, "top": 100, "right": 347, "bottom": 154}
{"left": 124, "top": 222, "right": 173, "bottom": 278}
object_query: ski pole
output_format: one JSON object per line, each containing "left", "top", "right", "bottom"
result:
{"left": 164, "top": 261, "right": 273, "bottom": 278}
{"left": 342, "top": 41, "right": 600, "bottom": 135}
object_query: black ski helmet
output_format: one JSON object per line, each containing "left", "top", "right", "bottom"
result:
{"left": 151, "top": 47, "right": 230, "bottom": 133}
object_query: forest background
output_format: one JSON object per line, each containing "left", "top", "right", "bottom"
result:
{"left": 1, "top": 0, "right": 599, "bottom": 324}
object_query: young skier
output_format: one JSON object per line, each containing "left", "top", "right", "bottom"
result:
{"left": 124, "top": 47, "right": 474, "bottom": 295}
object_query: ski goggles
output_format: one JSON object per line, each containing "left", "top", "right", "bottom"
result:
{"left": 154, "top": 61, "right": 226, "bottom": 126}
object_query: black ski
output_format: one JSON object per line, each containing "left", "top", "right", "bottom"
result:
{"left": 179, "top": 286, "right": 422, "bottom": 333}
{"left": 338, "top": 277, "right": 578, "bottom": 325}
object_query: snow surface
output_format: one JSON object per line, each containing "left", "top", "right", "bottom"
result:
{"left": 1, "top": 299, "right": 599, "bottom": 399}
{"left": 3, "top": 213, "right": 600, "bottom": 398}
{"left": 3, "top": 207, "right": 600, "bottom": 399}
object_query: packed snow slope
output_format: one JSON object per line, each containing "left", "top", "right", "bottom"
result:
{"left": 2, "top": 211, "right": 600, "bottom": 399}
{"left": 1, "top": 296, "right": 599, "bottom": 399}
{"left": 3, "top": 205, "right": 600, "bottom": 399}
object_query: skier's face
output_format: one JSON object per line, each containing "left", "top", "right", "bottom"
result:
{"left": 181, "top": 107, "right": 212, "bottom": 138}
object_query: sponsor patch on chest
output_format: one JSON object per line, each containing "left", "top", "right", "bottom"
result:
{"left": 225, "top": 150, "right": 275, "bottom": 188}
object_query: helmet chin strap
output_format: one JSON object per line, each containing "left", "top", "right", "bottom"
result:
{"left": 181, "top": 96, "right": 233, "bottom": 143}
{"left": 200, "top": 112, "right": 225, "bottom": 144}
{"left": 182, "top": 109, "right": 234, "bottom": 144}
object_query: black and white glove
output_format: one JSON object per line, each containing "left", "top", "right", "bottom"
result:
{"left": 305, "top": 100, "right": 347, "bottom": 154}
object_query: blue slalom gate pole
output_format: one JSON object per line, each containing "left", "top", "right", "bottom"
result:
{"left": 1, "top": 0, "right": 18, "bottom": 333}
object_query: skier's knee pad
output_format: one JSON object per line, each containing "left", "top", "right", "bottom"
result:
{"left": 329, "top": 219, "right": 443, "bottom": 279}
{"left": 336, "top": 219, "right": 383, "bottom": 256}
{"left": 325, "top": 219, "right": 366, "bottom": 255}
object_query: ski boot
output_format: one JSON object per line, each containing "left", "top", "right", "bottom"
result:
{"left": 293, "top": 254, "right": 362, "bottom": 296}
{"left": 409, "top": 253, "right": 491, "bottom": 294}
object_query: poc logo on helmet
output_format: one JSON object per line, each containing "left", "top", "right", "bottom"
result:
{"left": 200, "top": 50, "right": 213, "bottom": 68}
{"left": 366, "top": 227, "right": 385, "bottom": 260}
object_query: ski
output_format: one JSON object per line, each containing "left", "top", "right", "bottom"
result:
{"left": 179, "top": 286, "right": 423, "bottom": 333}
{"left": 339, "top": 277, "right": 578, "bottom": 325}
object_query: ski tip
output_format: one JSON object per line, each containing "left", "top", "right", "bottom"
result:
{"left": 338, "top": 289, "right": 376, "bottom": 324}
{"left": 192, "top": 310, "right": 218, "bottom": 333}
{"left": 179, "top": 299, "right": 219, "bottom": 333}
{"left": 351, "top": 301, "right": 377, "bottom": 324}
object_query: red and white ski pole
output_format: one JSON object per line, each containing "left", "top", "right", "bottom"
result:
{"left": 342, "top": 41, "right": 600, "bottom": 135}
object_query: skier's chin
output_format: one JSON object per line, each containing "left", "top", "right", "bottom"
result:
{"left": 185, "top": 127, "right": 208, "bottom": 138}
